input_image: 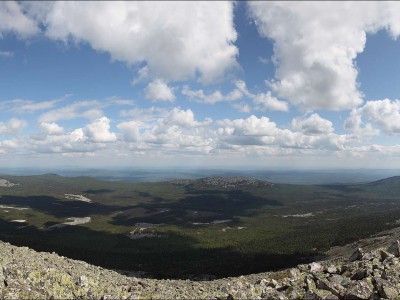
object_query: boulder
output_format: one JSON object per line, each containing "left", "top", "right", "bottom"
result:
{"left": 328, "top": 274, "right": 350, "bottom": 286}
{"left": 305, "top": 276, "right": 317, "bottom": 291}
{"left": 374, "top": 277, "right": 400, "bottom": 299}
{"left": 316, "top": 278, "right": 346, "bottom": 298}
{"left": 326, "top": 265, "right": 337, "bottom": 274}
{"left": 305, "top": 289, "right": 339, "bottom": 300}
{"left": 388, "top": 240, "right": 400, "bottom": 257}
{"left": 350, "top": 268, "right": 368, "bottom": 280}
{"left": 288, "top": 268, "right": 301, "bottom": 280}
{"left": 380, "top": 249, "right": 394, "bottom": 261}
{"left": 361, "top": 252, "right": 375, "bottom": 261}
{"left": 344, "top": 278, "right": 374, "bottom": 300}
{"left": 310, "top": 262, "right": 324, "bottom": 273}
{"left": 349, "top": 248, "right": 364, "bottom": 262}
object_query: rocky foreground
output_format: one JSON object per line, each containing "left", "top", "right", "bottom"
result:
{"left": 2, "top": 241, "right": 400, "bottom": 299}
{"left": 0, "top": 241, "right": 400, "bottom": 299}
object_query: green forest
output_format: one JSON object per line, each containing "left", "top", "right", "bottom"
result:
{"left": 0, "top": 174, "right": 399, "bottom": 279}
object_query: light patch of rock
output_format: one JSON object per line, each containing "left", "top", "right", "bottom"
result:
{"left": 192, "top": 219, "right": 232, "bottom": 225}
{"left": 0, "top": 179, "right": 19, "bottom": 187}
{"left": 0, "top": 205, "right": 29, "bottom": 211}
{"left": 282, "top": 213, "right": 314, "bottom": 218}
{"left": 41, "top": 217, "right": 91, "bottom": 231}
{"left": 127, "top": 232, "right": 161, "bottom": 240}
{"left": 135, "top": 222, "right": 161, "bottom": 229}
{"left": 64, "top": 194, "right": 92, "bottom": 203}
{"left": 127, "top": 223, "right": 165, "bottom": 240}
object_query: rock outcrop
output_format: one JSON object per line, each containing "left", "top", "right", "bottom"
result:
{"left": 170, "top": 176, "right": 273, "bottom": 189}
{"left": 0, "top": 179, "right": 18, "bottom": 187}
{"left": 2, "top": 240, "right": 400, "bottom": 299}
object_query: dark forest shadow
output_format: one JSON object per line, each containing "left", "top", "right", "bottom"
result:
{"left": 0, "top": 218, "right": 314, "bottom": 279}
{"left": 0, "top": 195, "right": 124, "bottom": 218}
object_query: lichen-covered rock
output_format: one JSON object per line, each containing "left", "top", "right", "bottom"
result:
{"left": 344, "top": 278, "right": 374, "bottom": 299}
{"left": 305, "top": 288, "right": 339, "bottom": 300}
{"left": 316, "top": 277, "right": 346, "bottom": 298}
{"left": 288, "top": 268, "right": 301, "bottom": 280}
{"left": 374, "top": 277, "right": 400, "bottom": 299}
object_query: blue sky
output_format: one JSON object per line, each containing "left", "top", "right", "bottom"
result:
{"left": 1, "top": 1, "right": 400, "bottom": 170}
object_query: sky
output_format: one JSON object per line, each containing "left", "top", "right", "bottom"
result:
{"left": 1, "top": 1, "right": 400, "bottom": 170}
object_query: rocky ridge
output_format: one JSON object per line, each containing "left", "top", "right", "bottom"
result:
{"left": 3, "top": 240, "right": 400, "bottom": 299}
{"left": 0, "top": 179, "right": 18, "bottom": 187}
{"left": 170, "top": 176, "right": 273, "bottom": 189}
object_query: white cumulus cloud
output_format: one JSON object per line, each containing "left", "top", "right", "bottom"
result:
{"left": 145, "top": 79, "right": 175, "bottom": 102}
{"left": 29, "top": 1, "right": 237, "bottom": 83}
{"left": 0, "top": 118, "right": 27, "bottom": 135}
{"left": 292, "top": 114, "right": 334, "bottom": 136}
{"left": 183, "top": 80, "right": 289, "bottom": 112}
{"left": 83, "top": 117, "right": 117, "bottom": 143}
{"left": 345, "top": 99, "right": 400, "bottom": 135}
{"left": 0, "top": 1, "right": 39, "bottom": 37}
{"left": 40, "top": 122, "right": 64, "bottom": 135}
{"left": 163, "top": 108, "right": 211, "bottom": 128}
{"left": 117, "top": 121, "right": 141, "bottom": 142}
{"left": 217, "top": 115, "right": 347, "bottom": 151}
{"left": 248, "top": 1, "right": 400, "bottom": 111}
{"left": 253, "top": 91, "right": 289, "bottom": 112}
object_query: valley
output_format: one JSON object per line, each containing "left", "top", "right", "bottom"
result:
{"left": 0, "top": 174, "right": 400, "bottom": 279}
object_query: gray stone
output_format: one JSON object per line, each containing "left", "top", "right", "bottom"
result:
{"left": 288, "top": 268, "right": 301, "bottom": 280}
{"left": 361, "top": 252, "right": 375, "bottom": 261}
{"left": 305, "top": 276, "right": 317, "bottom": 291}
{"left": 326, "top": 265, "right": 337, "bottom": 274}
{"left": 380, "top": 284, "right": 399, "bottom": 299}
{"left": 388, "top": 240, "right": 400, "bottom": 257}
{"left": 328, "top": 274, "right": 348, "bottom": 286}
{"left": 310, "top": 262, "right": 324, "bottom": 273}
{"left": 0, "top": 267, "right": 4, "bottom": 289}
{"left": 305, "top": 289, "right": 339, "bottom": 300}
{"left": 380, "top": 249, "right": 394, "bottom": 261}
{"left": 316, "top": 278, "right": 346, "bottom": 298}
{"left": 350, "top": 268, "right": 368, "bottom": 280}
{"left": 349, "top": 248, "right": 364, "bottom": 262}
{"left": 345, "top": 278, "right": 374, "bottom": 300}
{"left": 374, "top": 277, "right": 400, "bottom": 299}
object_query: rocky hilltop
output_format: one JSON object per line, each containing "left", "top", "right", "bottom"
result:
{"left": 170, "top": 176, "right": 273, "bottom": 189}
{"left": 2, "top": 238, "right": 400, "bottom": 299}
{"left": 0, "top": 179, "right": 18, "bottom": 187}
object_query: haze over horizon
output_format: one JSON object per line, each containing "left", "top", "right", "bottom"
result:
{"left": 1, "top": 1, "right": 400, "bottom": 169}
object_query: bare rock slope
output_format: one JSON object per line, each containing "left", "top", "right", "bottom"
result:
{"left": 3, "top": 238, "right": 400, "bottom": 299}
